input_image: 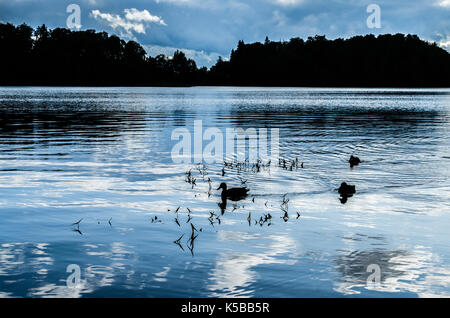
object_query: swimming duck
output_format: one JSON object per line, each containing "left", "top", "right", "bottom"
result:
{"left": 217, "top": 182, "right": 249, "bottom": 201}
{"left": 338, "top": 182, "right": 356, "bottom": 197}
{"left": 349, "top": 155, "right": 361, "bottom": 167}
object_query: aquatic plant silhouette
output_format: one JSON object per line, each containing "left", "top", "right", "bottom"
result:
{"left": 65, "top": 152, "right": 365, "bottom": 256}
{"left": 71, "top": 219, "right": 83, "bottom": 235}
{"left": 71, "top": 219, "right": 83, "bottom": 227}
{"left": 173, "top": 234, "right": 185, "bottom": 251}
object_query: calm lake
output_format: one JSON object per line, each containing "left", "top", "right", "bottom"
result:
{"left": 0, "top": 86, "right": 449, "bottom": 298}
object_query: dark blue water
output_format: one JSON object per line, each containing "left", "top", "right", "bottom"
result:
{"left": 0, "top": 87, "right": 449, "bottom": 297}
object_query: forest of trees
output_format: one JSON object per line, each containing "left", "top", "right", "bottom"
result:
{"left": 1, "top": 22, "right": 449, "bottom": 87}
{"left": 0, "top": 23, "right": 205, "bottom": 86}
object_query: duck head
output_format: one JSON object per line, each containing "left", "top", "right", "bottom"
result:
{"left": 217, "top": 182, "right": 227, "bottom": 191}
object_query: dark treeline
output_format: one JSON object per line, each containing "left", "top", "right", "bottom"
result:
{"left": 211, "top": 35, "right": 450, "bottom": 87}
{"left": 0, "top": 23, "right": 205, "bottom": 86}
{"left": 1, "top": 23, "right": 449, "bottom": 87}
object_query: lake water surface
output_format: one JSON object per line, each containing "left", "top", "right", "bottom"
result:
{"left": 0, "top": 87, "right": 449, "bottom": 297}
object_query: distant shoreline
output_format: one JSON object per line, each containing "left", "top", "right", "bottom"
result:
{"left": 1, "top": 85, "right": 449, "bottom": 89}
{"left": 1, "top": 23, "right": 449, "bottom": 88}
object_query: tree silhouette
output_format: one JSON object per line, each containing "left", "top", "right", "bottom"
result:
{"left": 0, "top": 23, "right": 449, "bottom": 87}
{"left": 209, "top": 33, "right": 450, "bottom": 87}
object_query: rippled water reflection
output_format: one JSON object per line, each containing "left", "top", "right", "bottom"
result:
{"left": 0, "top": 87, "right": 449, "bottom": 297}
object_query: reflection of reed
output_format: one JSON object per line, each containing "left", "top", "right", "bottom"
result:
{"left": 4, "top": 87, "right": 449, "bottom": 297}
{"left": 169, "top": 154, "right": 362, "bottom": 255}
{"left": 71, "top": 219, "right": 83, "bottom": 235}
{"left": 173, "top": 234, "right": 184, "bottom": 251}
{"left": 68, "top": 154, "right": 360, "bottom": 257}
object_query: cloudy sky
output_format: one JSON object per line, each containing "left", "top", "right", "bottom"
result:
{"left": 0, "top": 0, "right": 449, "bottom": 66}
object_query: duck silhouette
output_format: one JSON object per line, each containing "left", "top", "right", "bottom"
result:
{"left": 338, "top": 182, "right": 356, "bottom": 204}
{"left": 338, "top": 182, "right": 356, "bottom": 197}
{"left": 217, "top": 182, "right": 249, "bottom": 202}
{"left": 349, "top": 155, "right": 361, "bottom": 167}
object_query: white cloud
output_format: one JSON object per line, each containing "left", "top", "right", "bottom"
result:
{"left": 436, "top": 0, "right": 450, "bottom": 7}
{"left": 155, "top": 0, "right": 192, "bottom": 4}
{"left": 272, "top": 10, "right": 287, "bottom": 27}
{"left": 438, "top": 36, "right": 450, "bottom": 51}
{"left": 153, "top": 0, "right": 248, "bottom": 10}
{"left": 431, "top": 33, "right": 450, "bottom": 52}
{"left": 91, "top": 8, "right": 166, "bottom": 37}
{"left": 272, "top": 0, "right": 304, "bottom": 6}
{"left": 144, "top": 44, "right": 224, "bottom": 67}
{"left": 124, "top": 8, "right": 166, "bottom": 25}
{"left": 91, "top": 10, "right": 145, "bottom": 34}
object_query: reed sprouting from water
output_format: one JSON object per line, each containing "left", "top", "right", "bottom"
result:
{"left": 69, "top": 154, "right": 360, "bottom": 256}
